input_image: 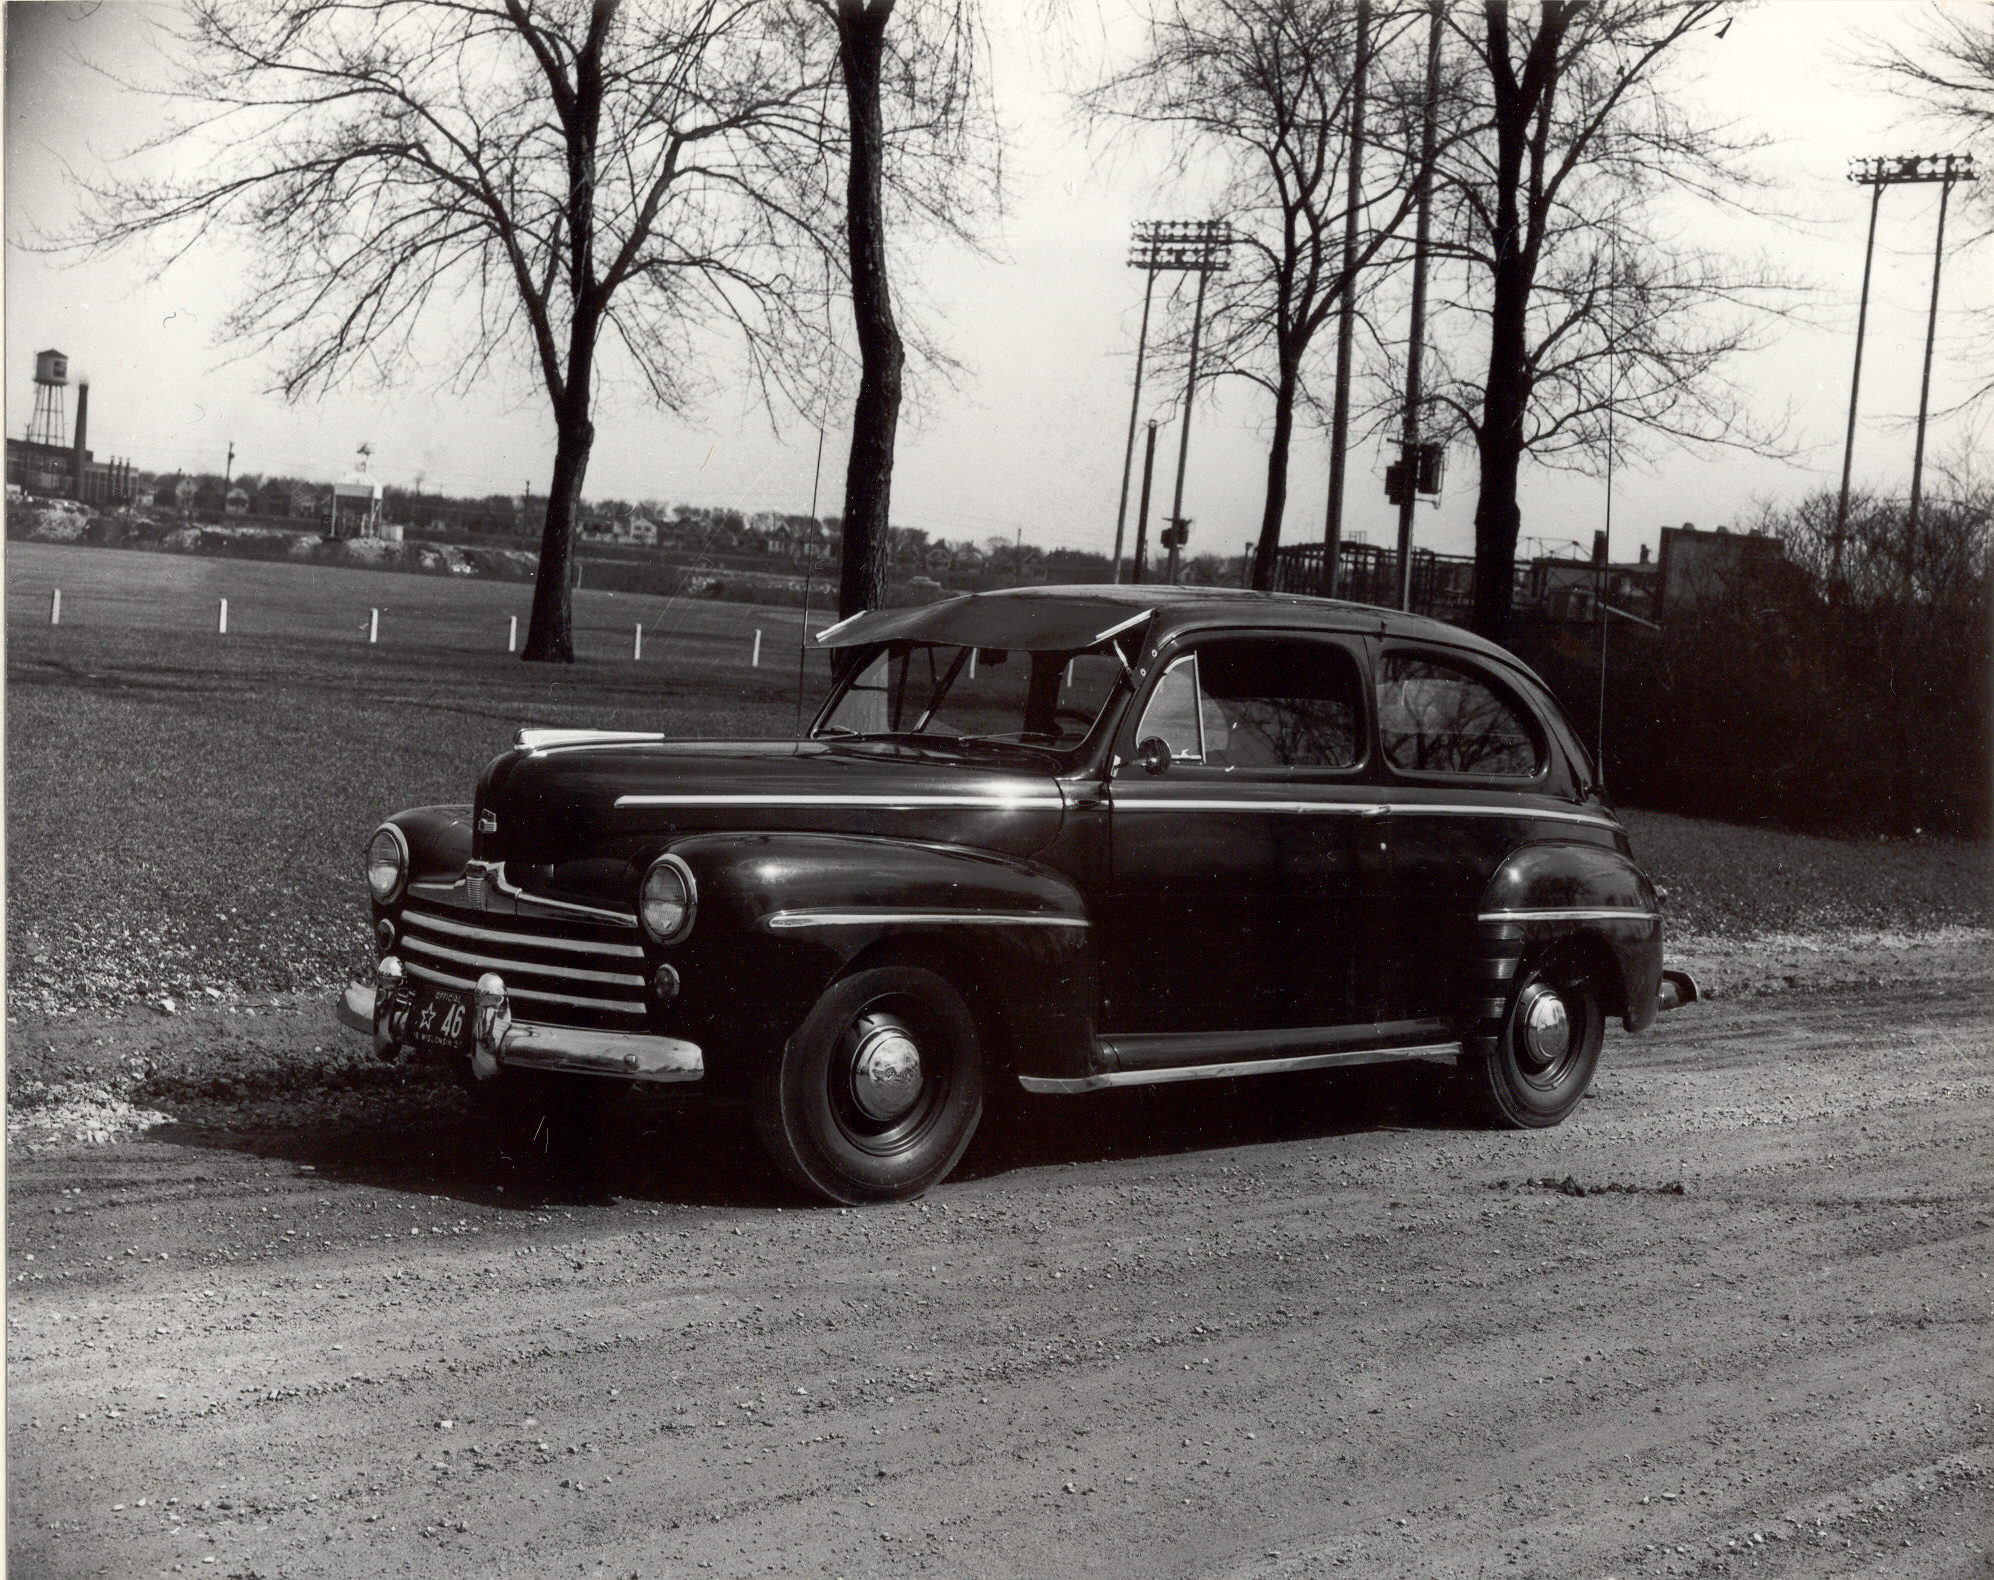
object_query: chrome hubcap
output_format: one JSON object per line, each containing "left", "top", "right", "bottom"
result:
{"left": 1517, "top": 984, "right": 1571, "bottom": 1070}
{"left": 848, "top": 1016, "right": 924, "bottom": 1123}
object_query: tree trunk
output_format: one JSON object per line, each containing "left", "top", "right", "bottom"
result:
{"left": 522, "top": 404, "right": 594, "bottom": 663}
{"left": 1469, "top": 0, "right": 1551, "bottom": 647}
{"left": 835, "top": 0, "right": 904, "bottom": 623}
{"left": 1249, "top": 350, "right": 1302, "bottom": 590}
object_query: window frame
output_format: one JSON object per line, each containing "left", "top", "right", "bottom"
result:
{"left": 1117, "top": 629, "right": 1374, "bottom": 780}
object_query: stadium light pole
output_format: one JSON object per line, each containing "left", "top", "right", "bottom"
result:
{"left": 1126, "top": 220, "right": 1235, "bottom": 585}
{"left": 1839, "top": 154, "right": 1978, "bottom": 586}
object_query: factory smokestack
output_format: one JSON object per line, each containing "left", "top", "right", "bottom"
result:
{"left": 71, "top": 381, "right": 90, "bottom": 495}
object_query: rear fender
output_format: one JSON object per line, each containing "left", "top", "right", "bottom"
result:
{"left": 1470, "top": 840, "right": 1665, "bottom": 1047}
{"left": 661, "top": 833, "right": 1095, "bottom": 1082}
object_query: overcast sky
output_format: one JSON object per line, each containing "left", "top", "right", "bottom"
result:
{"left": 5, "top": 1, "right": 1988, "bottom": 564}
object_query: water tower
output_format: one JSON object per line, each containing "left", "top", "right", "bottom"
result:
{"left": 28, "top": 349, "right": 68, "bottom": 447}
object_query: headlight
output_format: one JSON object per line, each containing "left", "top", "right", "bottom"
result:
{"left": 366, "top": 824, "right": 409, "bottom": 905}
{"left": 639, "top": 855, "right": 696, "bottom": 944}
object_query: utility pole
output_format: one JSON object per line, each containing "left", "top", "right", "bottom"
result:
{"left": 1833, "top": 170, "right": 1886, "bottom": 594}
{"left": 1322, "top": 0, "right": 1373, "bottom": 600}
{"left": 1127, "top": 220, "right": 1234, "bottom": 587}
{"left": 224, "top": 441, "right": 235, "bottom": 490}
{"left": 1111, "top": 262, "right": 1160, "bottom": 584}
{"left": 1393, "top": 0, "right": 1443, "bottom": 613}
{"left": 1131, "top": 420, "right": 1160, "bottom": 586}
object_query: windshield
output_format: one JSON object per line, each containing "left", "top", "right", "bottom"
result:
{"left": 816, "top": 642, "right": 1128, "bottom": 753}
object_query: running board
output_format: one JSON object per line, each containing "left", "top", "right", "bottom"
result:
{"left": 1017, "top": 1040, "right": 1463, "bottom": 1095}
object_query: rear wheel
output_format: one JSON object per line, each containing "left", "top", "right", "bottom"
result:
{"left": 753, "top": 965, "right": 984, "bottom": 1204}
{"left": 1473, "top": 952, "right": 1604, "bottom": 1128}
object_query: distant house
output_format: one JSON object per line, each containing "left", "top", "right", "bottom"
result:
{"left": 327, "top": 471, "right": 383, "bottom": 539}
{"left": 1654, "top": 523, "right": 1784, "bottom": 622}
{"left": 254, "top": 478, "right": 296, "bottom": 519}
{"left": 623, "top": 515, "right": 661, "bottom": 548}
{"left": 225, "top": 486, "right": 250, "bottom": 517}
{"left": 192, "top": 478, "right": 228, "bottom": 516}
{"left": 924, "top": 542, "right": 954, "bottom": 577}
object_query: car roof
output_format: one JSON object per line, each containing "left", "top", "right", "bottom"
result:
{"left": 817, "top": 583, "right": 1528, "bottom": 673}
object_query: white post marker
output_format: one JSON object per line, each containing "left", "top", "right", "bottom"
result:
{"left": 633, "top": 622, "right": 643, "bottom": 661}
{"left": 507, "top": 614, "right": 518, "bottom": 653}
{"left": 752, "top": 628, "right": 763, "bottom": 667}
{"left": 218, "top": 598, "right": 229, "bottom": 635}
{"left": 369, "top": 607, "right": 380, "bottom": 645}
{"left": 969, "top": 649, "right": 976, "bottom": 678}
{"left": 49, "top": 588, "right": 61, "bottom": 625}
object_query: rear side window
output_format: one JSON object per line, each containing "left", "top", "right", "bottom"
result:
{"left": 1378, "top": 652, "right": 1540, "bottom": 777}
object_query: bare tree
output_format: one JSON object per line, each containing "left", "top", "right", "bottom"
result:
{"left": 1087, "top": 0, "right": 1435, "bottom": 584}
{"left": 813, "top": 0, "right": 995, "bottom": 620}
{"left": 76, "top": 0, "right": 844, "bottom": 662}
{"left": 1423, "top": 0, "right": 1781, "bottom": 644}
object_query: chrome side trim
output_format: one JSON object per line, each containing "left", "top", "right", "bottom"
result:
{"left": 403, "top": 959, "right": 645, "bottom": 1016}
{"left": 1113, "top": 798, "right": 1383, "bottom": 815}
{"left": 1379, "top": 802, "right": 1620, "bottom": 829}
{"left": 813, "top": 610, "right": 868, "bottom": 643}
{"left": 514, "top": 728, "right": 665, "bottom": 753}
{"left": 1019, "top": 1040, "right": 1462, "bottom": 1094}
{"left": 399, "top": 909, "right": 647, "bottom": 958}
{"left": 1478, "top": 907, "right": 1659, "bottom": 923}
{"left": 400, "top": 934, "right": 647, "bottom": 988}
{"left": 1112, "top": 798, "right": 1617, "bottom": 829}
{"left": 764, "top": 907, "right": 1089, "bottom": 931}
{"left": 612, "top": 793, "right": 1063, "bottom": 811}
{"left": 1104, "top": 1018, "right": 1451, "bottom": 1067}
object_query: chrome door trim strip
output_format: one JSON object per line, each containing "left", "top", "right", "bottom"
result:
{"left": 1111, "top": 798, "right": 1382, "bottom": 815}
{"left": 1019, "top": 1041, "right": 1462, "bottom": 1094}
{"left": 403, "top": 960, "right": 646, "bottom": 1016}
{"left": 1109, "top": 797, "right": 1617, "bottom": 829}
{"left": 765, "top": 908, "right": 1088, "bottom": 931}
{"left": 400, "top": 909, "right": 648, "bottom": 958}
{"left": 1478, "top": 907, "right": 1659, "bottom": 923}
{"left": 613, "top": 793, "right": 1063, "bottom": 811}
{"left": 400, "top": 935, "right": 648, "bottom": 988}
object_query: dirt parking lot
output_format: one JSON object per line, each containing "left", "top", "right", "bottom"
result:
{"left": 6, "top": 967, "right": 1989, "bottom": 1579}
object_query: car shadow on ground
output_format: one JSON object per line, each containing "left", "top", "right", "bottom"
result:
{"left": 135, "top": 1054, "right": 1483, "bottom": 1213}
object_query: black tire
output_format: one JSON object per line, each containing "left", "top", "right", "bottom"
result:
{"left": 1473, "top": 951, "right": 1604, "bottom": 1129}
{"left": 753, "top": 965, "right": 984, "bottom": 1205}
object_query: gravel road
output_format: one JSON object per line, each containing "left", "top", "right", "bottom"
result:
{"left": 7, "top": 980, "right": 1988, "bottom": 1579}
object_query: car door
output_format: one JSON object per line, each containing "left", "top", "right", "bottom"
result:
{"left": 1371, "top": 643, "right": 1560, "bottom": 1024}
{"left": 1098, "top": 630, "right": 1380, "bottom": 1047}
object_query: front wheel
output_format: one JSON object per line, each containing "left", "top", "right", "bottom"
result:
{"left": 1472, "top": 952, "right": 1604, "bottom": 1129}
{"left": 753, "top": 965, "right": 984, "bottom": 1204}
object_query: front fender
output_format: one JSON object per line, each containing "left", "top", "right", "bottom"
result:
{"left": 661, "top": 833, "right": 1095, "bottom": 1084}
{"left": 1474, "top": 840, "right": 1664, "bottom": 1039}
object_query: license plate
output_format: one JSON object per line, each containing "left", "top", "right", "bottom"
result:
{"left": 405, "top": 984, "right": 474, "bottom": 1056}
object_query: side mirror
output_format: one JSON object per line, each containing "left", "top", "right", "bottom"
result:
{"left": 1136, "top": 736, "right": 1173, "bottom": 776}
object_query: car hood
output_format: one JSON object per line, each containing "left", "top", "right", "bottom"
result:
{"left": 475, "top": 735, "right": 1069, "bottom": 867}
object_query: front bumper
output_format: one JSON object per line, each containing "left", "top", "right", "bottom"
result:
{"left": 1657, "top": 968, "right": 1699, "bottom": 1013}
{"left": 337, "top": 979, "right": 703, "bottom": 1084}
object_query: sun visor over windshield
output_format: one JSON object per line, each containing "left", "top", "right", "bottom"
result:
{"left": 814, "top": 590, "right": 1155, "bottom": 653}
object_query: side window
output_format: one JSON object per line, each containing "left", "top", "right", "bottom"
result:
{"left": 1378, "top": 652, "right": 1540, "bottom": 777}
{"left": 1135, "top": 637, "right": 1364, "bottom": 770}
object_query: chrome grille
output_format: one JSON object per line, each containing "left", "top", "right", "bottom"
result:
{"left": 398, "top": 900, "right": 648, "bottom": 1021}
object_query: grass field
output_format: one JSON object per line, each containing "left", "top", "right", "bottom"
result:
{"left": 7, "top": 539, "right": 1987, "bottom": 1020}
